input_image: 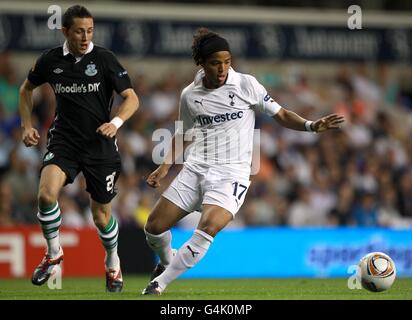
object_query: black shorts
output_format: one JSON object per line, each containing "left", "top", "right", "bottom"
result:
{"left": 40, "top": 148, "right": 121, "bottom": 204}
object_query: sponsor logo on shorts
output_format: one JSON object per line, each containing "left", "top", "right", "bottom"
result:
{"left": 117, "top": 70, "right": 128, "bottom": 77}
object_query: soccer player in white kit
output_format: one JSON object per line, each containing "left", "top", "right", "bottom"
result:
{"left": 142, "top": 28, "right": 344, "bottom": 295}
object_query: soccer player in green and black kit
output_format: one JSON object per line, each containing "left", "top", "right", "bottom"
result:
{"left": 18, "top": 5, "right": 139, "bottom": 292}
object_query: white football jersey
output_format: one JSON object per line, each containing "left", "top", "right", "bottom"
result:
{"left": 177, "top": 67, "right": 282, "bottom": 178}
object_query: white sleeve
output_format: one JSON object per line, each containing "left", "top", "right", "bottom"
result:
{"left": 249, "top": 76, "right": 282, "bottom": 116}
{"left": 176, "top": 91, "right": 194, "bottom": 134}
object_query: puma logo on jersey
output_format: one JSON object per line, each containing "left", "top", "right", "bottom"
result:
{"left": 194, "top": 99, "right": 203, "bottom": 107}
{"left": 196, "top": 111, "right": 244, "bottom": 126}
{"left": 187, "top": 245, "right": 200, "bottom": 258}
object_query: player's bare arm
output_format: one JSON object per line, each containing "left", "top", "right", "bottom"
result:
{"left": 19, "top": 79, "right": 41, "bottom": 147}
{"left": 273, "top": 108, "right": 344, "bottom": 133}
{"left": 311, "top": 113, "right": 345, "bottom": 132}
{"left": 96, "top": 88, "right": 139, "bottom": 138}
{"left": 146, "top": 133, "right": 192, "bottom": 188}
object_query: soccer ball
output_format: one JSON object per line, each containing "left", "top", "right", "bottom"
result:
{"left": 358, "top": 252, "right": 396, "bottom": 292}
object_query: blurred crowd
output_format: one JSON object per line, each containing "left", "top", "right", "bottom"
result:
{"left": 1, "top": 51, "right": 412, "bottom": 229}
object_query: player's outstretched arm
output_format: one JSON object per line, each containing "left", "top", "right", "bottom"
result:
{"left": 311, "top": 113, "right": 345, "bottom": 132}
{"left": 19, "top": 79, "right": 40, "bottom": 147}
{"left": 273, "top": 108, "right": 344, "bottom": 133}
{"left": 96, "top": 88, "right": 139, "bottom": 138}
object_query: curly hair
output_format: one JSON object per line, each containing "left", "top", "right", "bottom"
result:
{"left": 191, "top": 27, "right": 220, "bottom": 66}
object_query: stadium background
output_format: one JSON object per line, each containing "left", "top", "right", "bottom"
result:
{"left": 1, "top": 0, "right": 412, "bottom": 280}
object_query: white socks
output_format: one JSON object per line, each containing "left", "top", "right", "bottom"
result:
{"left": 154, "top": 229, "right": 213, "bottom": 291}
{"left": 105, "top": 248, "right": 120, "bottom": 271}
{"left": 145, "top": 229, "right": 174, "bottom": 267}
{"left": 98, "top": 216, "right": 120, "bottom": 271}
{"left": 47, "top": 236, "right": 61, "bottom": 258}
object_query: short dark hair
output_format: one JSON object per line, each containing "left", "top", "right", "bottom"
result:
{"left": 62, "top": 5, "right": 93, "bottom": 29}
{"left": 191, "top": 27, "right": 220, "bottom": 66}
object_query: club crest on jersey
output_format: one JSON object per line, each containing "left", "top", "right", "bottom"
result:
{"left": 229, "top": 92, "right": 235, "bottom": 106}
{"left": 85, "top": 63, "right": 98, "bottom": 76}
{"left": 44, "top": 152, "right": 54, "bottom": 162}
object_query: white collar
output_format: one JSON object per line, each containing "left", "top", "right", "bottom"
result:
{"left": 194, "top": 67, "right": 237, "bottom": 89}
{"left": 63, "top": 41, "right": 94, "bottom": 60}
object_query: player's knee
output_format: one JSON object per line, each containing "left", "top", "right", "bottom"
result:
{"left": 38, "top": 189, "right": 58, "bottom": 208}
{"left": 197, "top": 225, "right": 219, "bottom": 238}
{"left": 144, "top": 222, "right": 162, "bottom": 235}
{"left": 144, "top": 216, "right": 166, "bottom": 235}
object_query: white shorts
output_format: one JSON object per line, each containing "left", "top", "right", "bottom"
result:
{"left": 162, "top": 164, "right": 251, "bottom": 217}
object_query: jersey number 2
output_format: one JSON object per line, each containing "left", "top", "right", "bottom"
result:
{"left": 106, "top": 172, "right": 116, "bottom": 193}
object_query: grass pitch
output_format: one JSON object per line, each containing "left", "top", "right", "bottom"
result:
{"left": 1, "top": 276, "right": 412, "bottom": 300}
